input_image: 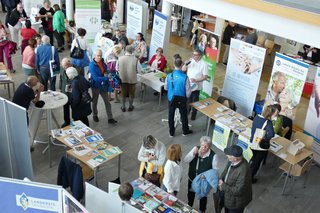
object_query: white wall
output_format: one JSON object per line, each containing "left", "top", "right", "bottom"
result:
{"left": 164, "top": 0, "right": 320, "bottom": 48}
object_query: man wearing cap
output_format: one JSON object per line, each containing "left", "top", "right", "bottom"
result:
{"left": 218, "top": 145, "right": 252, "bottom": 213}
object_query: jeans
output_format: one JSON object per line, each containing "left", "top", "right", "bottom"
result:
{"left": 39, "top": 67, "right": 56, "bottom": 91}
{"left": 91, "top": 88, "right": 113, "bottom": 119}
{"left": 54, "top": 31, "right": 65, "bottom": 48}
{"left": 188, "top": 90, "right": 200, "bottom": 118}
{"left": 188, "top": 180, "right": 207, "bottom": 212}
{"left": 250, "top": 149, "right": 268, "bottom": 178}
{"left": 23, "top": 67, "right": 35, "bottom": 78}
{"left": 168, "top": 99, "right": 189, "bottom": 135}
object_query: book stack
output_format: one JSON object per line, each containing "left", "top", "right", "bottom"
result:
{"left": 130, "top": 178, "right": 198, "bottom": 213}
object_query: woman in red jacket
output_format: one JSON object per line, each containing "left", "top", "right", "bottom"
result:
{"left": 148, "top": 47, "right": 166, "bottom": 71}
{"left": 20, "top": 19, "right": 37, "bottom": 54}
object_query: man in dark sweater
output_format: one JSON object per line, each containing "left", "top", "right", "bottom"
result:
{"left": 222, "top": 21, "right": 236, "bottom": 65}
{"left": 219, "top": 145, "right": 252, "bottom": 213}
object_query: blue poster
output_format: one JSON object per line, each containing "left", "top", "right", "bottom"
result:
{"left": 0, "top": 177, "right": 62, "bottom": 212}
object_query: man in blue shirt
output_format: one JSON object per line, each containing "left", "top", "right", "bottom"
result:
{"left": 164, "top": 57, "right": 192, "bottom": 137}
{"left": 36, "top": 35, "right": 60, "bottom": 91}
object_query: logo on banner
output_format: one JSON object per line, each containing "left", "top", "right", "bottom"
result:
{"left": 276, "top": 59, "right": 281, "bottom": 66}
{"left": 19, "top": 193, "right": 29, "bottom": 210}
{"left": 155, "top": 18, "right": 159, "bottom": 26}
{"left": 129, "top": 5, "right": 134, "bottom": 11}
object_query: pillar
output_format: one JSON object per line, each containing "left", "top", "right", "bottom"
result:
{"left": 66, "top": 0, "right": 74, "bottom": 21}
{"left": 161, "top": 0, "right": 172, "bottom": 57}
{"left": 214, "top": 17, "right": 225, "bottom": 62}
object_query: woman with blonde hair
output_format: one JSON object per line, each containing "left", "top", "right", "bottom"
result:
{"left": 250, "top": 104, "right": 276, "bottom": 183}
{"left": 107, "top": 45, "right": 122, "bottom": 102}
{"left": 163, "top": 144, "right": 183, "bottom": 196}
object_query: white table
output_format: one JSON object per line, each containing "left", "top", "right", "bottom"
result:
{"left": 29, "top": 91, "right": 68, "bottom": 167}
{"left": 137, "top": 70, "right": 166, "bottom": 106}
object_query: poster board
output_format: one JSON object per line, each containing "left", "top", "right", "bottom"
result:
{"left": 212, "top": 121, "right": 231, "bottom": 151}
{"left": 264, "top": 53, "right": 309, "bottom": 120}
{"left": 237, "top": 135, "right": 253, "bottom": 162}
{"left": 149, "top": 10, "right": 168, "bottom": 60}
{"left": 197, "top": 27, "right": 220, "bottom": 99}
{"left": 304, "top": 67, "right": 320, "bottom": 143}
{"left": 0, "top": 177, "right": 62, "bottom": 212}
{"left": 126, "top": 0, "right": 148, "bottom": 40}
{"left": 75, "top": 0, "right": 101, "bottom": 43}
{"left": 222, "top": 39, "right": 266, "bottom": 117}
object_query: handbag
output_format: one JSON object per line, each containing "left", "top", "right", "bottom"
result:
{"left": 169, "top": 72, "right": 187, "bottom": 107}
{"left": 251, "top": 119, "right": 269, "bottom": 150}
{"left": 70, "top": 39, "right": 84, "bottom": 59}
{"left": 144, "top": 172, "right": 160, "bottom": 185}
{"left": 49, "top": 46, "right": 60, "bottom": 77}
{"left": 80, "top": 90, "right": 92, "bottom": 105}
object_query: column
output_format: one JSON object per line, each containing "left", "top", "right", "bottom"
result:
{"left": 214, "top": 17, "right": 225, "bottom": 62}
{"left": 117, "top": 0, "right": 124, "bottom": 24}
{"left": 66, "top": 0, "right": 74, "bottom": 21}
{"left": 161, "top": 0, "right": 172, "bottom": 57}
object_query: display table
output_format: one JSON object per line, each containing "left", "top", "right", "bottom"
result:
{"left": 53, "top": 124, "right": 122, "bottom": 186}
{"left": 0, "top": 63, "right": 15, "bottom": 98}
{"left": 29, "top": 91, "right": 68, "bottom": 165}
{"left": 270, "top": 137, "right": 313, "bottom": 194}
{"left": 137, "top": 70, "right": 166, "bottom": 106}
{"left": 130, "top": 177, "right": 198, "bottom": 212}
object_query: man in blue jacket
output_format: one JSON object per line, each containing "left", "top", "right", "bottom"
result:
{"left": 164, "top": 57, "right": 192, "bottom": 137}
{"left": 88, "top": 49, "right": 117, "bottom": 124}
{"left": 36, "top": 35, "right": 60, "bottom": 91}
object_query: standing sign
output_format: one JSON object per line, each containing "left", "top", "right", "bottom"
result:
{"left": 212, "top": 121, "right": 231, "bottom": 151}
{"left": 304, "top": 67, "right": 320, "bottom": 143}
{"left": 197, "top": 27, "right": 220, "bottom": 99}
{"left": 222, "top": 39, "right": 266, "bottom": 117}
{"left": 75, "top": 0, "right": 101, "bottom": 43}
{"left": 127, "top": 1, "right": 143, "bottom": 40}
{"left": 0, "top": 177, "right": 62, "bottom": 212}
{"left": 237, "top": 135, "right": 253, "bottom": 162}
{"left": 149, "top": 10, "right": 168, "bottom": 60}
{"left": 264, "top": 53, "right": 309, "bottom": 120}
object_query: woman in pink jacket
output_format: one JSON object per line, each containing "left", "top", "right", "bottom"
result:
{"left": 22, "top": 38, "right": 37, "bottom": 78}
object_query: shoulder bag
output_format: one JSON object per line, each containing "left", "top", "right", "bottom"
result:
{"left": 170, "top": 72, "right": 187, "bottom": 107}
{"left": 49, "top": 46, "right": 60, "bottom": 77}
{"left": 80, "top": 90, "right": 92, "bottom": 105}
{"left": 251, "top": 120, "right": 270, "bottom": 150}
{"left": 70, "top": 39, "right": 84, "bottom": 59}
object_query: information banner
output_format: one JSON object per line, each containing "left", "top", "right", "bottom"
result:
{"left": 304, "top": 67, "right": 320, "bottom": 143}
{"left": 75, "top": 0, "right": 101, "bottom": 43}
{"left": 212, "top": 121, "right": 231, "bottom": 151}
{"left": 222, "top": 39, "right": 266, "bottom": 116}
{"left": 127, "top": 1, "right": 143, "bottom": 40}
{"left": 237, "top": 135, "right": 253, "bottom": 162}
{"left": 197, "top": 27, "right": 220, "bottom": 99}
{"left": 0, "top": 177, "right": 62, "bottom": 212}
{"left": 62, "top": 189, "right": 88, "bottom": 213}
{"left": 264, "top": 53, "right": 309, "bottom": 120}
{"left": 149, "top": 10, "right": 167, "bottom": 60}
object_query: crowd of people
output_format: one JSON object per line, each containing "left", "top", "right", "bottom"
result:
{"left": 3, "top": 2, "right": 289, "bottom": 213}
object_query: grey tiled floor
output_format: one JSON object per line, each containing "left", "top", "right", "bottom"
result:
{"left": 1, "top": 12, "right": 320, "bottom": 213}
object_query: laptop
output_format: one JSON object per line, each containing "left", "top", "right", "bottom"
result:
{"left": 287, "top": 139, "right": 305, "bottom": 156}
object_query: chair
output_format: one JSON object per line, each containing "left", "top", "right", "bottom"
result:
{"left": 217, "top": 96, "right": 237, "bottom": 111}
{"left": 281, "top": 126, "right": 290, "bottom": 138}
{"left": 292, "top": 131, "right": 314, "bottom": 150}
{"left": 264, "top": 39, "right": 275, "bottom": 65}
{"left": 282, "top": 116, "right": 293, "bottom": 139}
{"left": 276, "top": 156, "right": 313, "bottom": 188}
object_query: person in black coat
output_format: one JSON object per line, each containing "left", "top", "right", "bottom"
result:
{"left": 7, "top": 2, "right": 27, "bottom": 46}
{"left": 66, "top": 67, "right": 92, "bottom": 126}
{"left": 3, "top": 0, "right": 19, "bottom": 27}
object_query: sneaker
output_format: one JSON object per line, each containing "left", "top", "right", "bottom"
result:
{"left": 108, "top": 119, "right": 118, "bottom": 124}
{"left": 93, "top": 115, "right": 99, "bottom": 122}
{"left": 128, "top": 106, "right": 134, "bottom": 111}
{"left": 10, "top": 69, "right": 16, "bottom": 73}
{"left": 169, "top": 133, "right": 174, "bottom": 138}
{"left": 191, "top": 114, "right": 196, "bottom": 121}
{"left": 182, "top": 130, "right": 193, "bottom": 136}
{"left": 61, "top": 122, "right": 70, "bottom": 128}
{"left": 121, "top": 107, "right": 126, "bottom": 112}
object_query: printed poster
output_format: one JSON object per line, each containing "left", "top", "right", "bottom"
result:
{"left": 304, "top": 67, "right": 320, "bottom": 143}
{"left": 149, "top": 10, "right": 167, "bottom": 60}
{"left": 264, "top": 53, "right": 309, "bottom": 120}
{"left": 0, "top": 177, "right": 62, "bottom": 212}
{"left": 75, "top": 0, "right": 101, "bottom": 43}
{"left": 237, "top": 135, "right": 253, "bottom": 162}
{"left": 212, "top": 121, "right": 231, "bottom": 151}
{"left": 197, "top": 27, "right": 220, "bottom": 99}
{"left": 127, "top": 1, "right": 143, "bottom": 40}
{"left": 222, "top": 39, "right": 266, "bottom": 117}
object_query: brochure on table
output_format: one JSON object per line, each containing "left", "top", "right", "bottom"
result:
{"left": 222, "top": 39, "right": 265, "bottom": 117}
{"left": 304, "top": 67, "right": 320, "bottom": 143}
{"left": 0, "top": 177, "right": 88, "bottom": 213}
{"left": 264, "top": 53, "right": 309, "bottom": 120}
{"left": 149, "top": 10, "right": 168, "bottom": 60}
{"left": 197, "top": 27, "right": 220, "bottom": 99}
{"left": 212, "top": 120, "right": 231, "bottom": 151}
